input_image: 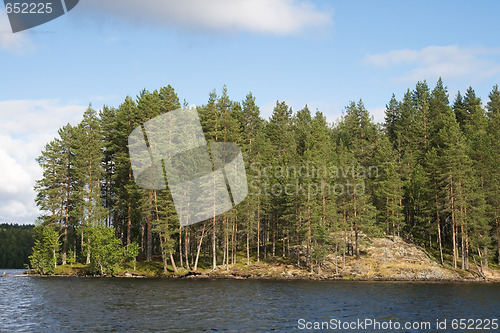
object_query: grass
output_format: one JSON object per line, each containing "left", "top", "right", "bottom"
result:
{"left": 54, "top": 263, "right": 89, "bottom": 276}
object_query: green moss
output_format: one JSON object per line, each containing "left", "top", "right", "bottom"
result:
{"left": 54, "top": 263, "right": 89, "bottom": 276}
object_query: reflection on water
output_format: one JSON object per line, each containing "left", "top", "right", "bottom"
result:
{"left": 1, "top": 269, "right": 499, "bottom": 332}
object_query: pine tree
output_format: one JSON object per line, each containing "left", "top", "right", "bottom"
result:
{"left": 197, "top": 89, "right": 220, "bottom": 269}
{"left": 384, "top": 94, "right": 400, "bottom": 145}
{"left": 99, "top": 105, "right": 117, "bottom": 228}
{"left": 412, "top": 81, "right": 431, "bottom": 157}
{"left": 425, "top": 147, "right": 444, "bottom": 264}
{"left": 453, "top": 91, "right": 467, "bottom": 130}
{"left": 113, "top": 96, "right": 142, "bottom": 247}
{"left": 461, "top": 87, "right": 491, "bottom": 268}
{"left": 486, "top": 85, "right": 500, "bottom": 264}
{"left": 241, "top": 92, "right": 263, "bottom": 265}
{"left": 305, "top": 110, "right": 336, "bottom": 271}
{"left": 56, "top": 124, "right": 78, "bottom": 265}
{"left": 433, "top": 95, "right": 470, "bottom": 269}
{"left": 35, "top": 139, "right": 64, "bottom": 226}
{"left": 34, "top": 125, "right": 78, "bottom": 266}
{"left": 155, "top": 85, "right": 182, "bottom": 271}
{"left": 372, "top": 135, "right": 404, "bottom": 237}
{"left": 73, "top": 106, "right": 108, "bottom": 264}
{"left": 267, "top": 101, "right": 297, "bottom": 258}
{"left": 338, "top": 100, "right": 377, "bottom": 164}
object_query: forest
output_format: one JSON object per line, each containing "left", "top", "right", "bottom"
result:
{"left": 0, "top": 224, "right": 34, "bottom": 269}
{"left": 30, "top": 79, "right": 500, "bottom": 276}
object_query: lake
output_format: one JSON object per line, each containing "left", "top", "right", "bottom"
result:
{"left": 1, "top": 269, "right": 499, "bottom": 332}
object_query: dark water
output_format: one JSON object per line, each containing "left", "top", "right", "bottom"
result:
{"left": 1, "top": 269, "right": 499, "bottom": 332}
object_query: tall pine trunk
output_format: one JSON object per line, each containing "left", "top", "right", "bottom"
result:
{"left": 435, "top": 190, "right": 444, "bottom": 265}
{"left": 246, "top": 200, "right": 250, "bottom": 265}
{"left": 127, "top": 168, "right": 132, "bottom": 247}
{"left": 194, "top": 223, "right": 206, "bottom": 271}
{"left": 257, "top": 199, "right": 260, "bottom": 262}
{"left": 184, "top": 226, "right": 190, "bottom": 270}
{"left": 450, "top": 172, "right": 457, "bottom": 269}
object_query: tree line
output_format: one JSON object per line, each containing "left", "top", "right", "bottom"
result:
{"left": 31, "top": 80, "right": 500, "bottom": 274}
{"left": 0, "top": 224, "right": 34, "bottom": 269}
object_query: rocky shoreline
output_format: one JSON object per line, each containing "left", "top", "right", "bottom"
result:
{"left": 16, "top": 237, "right": 500, "bottom": 282}
{"left": 18, "top": 270, "right": 498, "bottom": 282}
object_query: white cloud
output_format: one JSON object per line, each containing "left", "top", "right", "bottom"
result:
{"left": 367, "top": 107, "right": 386, "bottom": 124}
{"left": 0, "top": 99, "right": 85, "bottom": 224}
{"left": 260, "top": 100, "right": 277, "bottom": 119}
{"left": 365, "top": 45, "right": 500, "bottom": 83}
{"left": 80, "top": 0, "right": 332, "bottom": 35}
{"left": 0, "top": 12, "right": 33, "bottom": 53}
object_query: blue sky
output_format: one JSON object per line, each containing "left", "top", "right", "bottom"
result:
{"left": 1, "top": 0, "right": 500, "bottom": 224}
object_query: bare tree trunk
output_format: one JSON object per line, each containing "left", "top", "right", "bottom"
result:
{"left": 435, "top": 191, "right": 444, "bottom": 265}
{"left": 164, "top": 201, "right": 177, "bottom": 273}
{"left": 257, "top": 199, "right": 260, "bottom": 263}
{"left": 450, "top": 173, "right": 457, "bottom": 269}
{"left": 212, "top": 215, "right": 217, "bottom": 269}
{"left": 296, "top": 208, "right": 301, "bottom": 266}
{"left": 282, "top": 227, "right": 286, "bottom": 258}
{"left": 228, "top": 216, "right": 232, "bottom": 268}
{"left": 343, "top": 210, "right": 347, "bottom": 269}
{"left": 212, "top": 172, "right": 217, "bottom": 269}
{"left": 247, "top": 205, "right": 250, "bottom": 265}
{"left": 159, "top": 233, "right": 168, "bottom": 273}
{"left": 127, "top": 168, "right": 132, "bottom": 247}
{"left": 477, "top": 248, "right": 485, "bottom": 275}
{"left": 169, "top": 253, "right": 177, "bottom": 274}
{"left": 229, "top": 217, "right": 233, "bottom": 268}
{"left": 62, "top": 173, "right": 70, "bottom": 265}
{"left": 264, "top": 216, "right": 268, "bottom": 259}
{"left": 335, "top": 242, "right": 339, "bottom": 275}
{"left": 86, "top": 237, "right": 91, "bottom": 264}
{"left": 483, "top": 246, "right": 488, "bottom": 270}
{"left": 307, "top": 191, "right": 311, "bottom": 268}
{"left": 461, "top": 225, "right": 465, "bottom": 270}
{"left": 272, "top": 214, "right": 276, "bottom": 258}
{"left": 80, "top": 229, "right": 84, "bottom": 258}
{"left": 146, "top": 216, "right": 152, "bottom": 262}
{"left": 62, "top": 224, "right": 68, "bottom": 265}
{"left": 194, "top": 223, "right": 206, "bottom": 271}
{"left": 496, "top": 218, "right": 500, "bottom": 266}
{"left": 232, "top": 217, "right": 237, "bottom": 265}
{"left": 397, "top": 197, "right": 402, "bottom": 237}
{"left": 141, "top": 222, "right": 145, "bottom": 256}
{"left": 354, "top": 193, "right": 360, "bottom": 259}
{"left": 127, "top": 201, "right": 132, "bottom": 247}
{"left": 452, "top": 223, "right": 457, "bottom": 269}
{"left": 184, "top": 226, "right": 190, "bottom": 270}
{"left": 222, "top": 219, "right": 227, "bottom": 268}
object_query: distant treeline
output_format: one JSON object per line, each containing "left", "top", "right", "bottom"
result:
{"left": 31, "top": 79, "right": 500, "bottom": 275}
{"left": 0, "top": 224, "right": 34, "bottom": 269}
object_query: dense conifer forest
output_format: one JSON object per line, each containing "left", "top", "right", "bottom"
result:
{"left": 0, "top": 224, "right": 34, "bottom": 269}
{"left": 30, "top": 79, "right": 500, "bottom": 275}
